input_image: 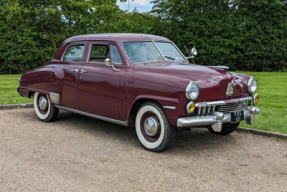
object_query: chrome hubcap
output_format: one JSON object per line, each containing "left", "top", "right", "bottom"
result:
{"left": 39, "top": 96, "right": 48, "bottom": 110}
{"left": 144, "top": 117, "right": 158, "bottom": 136}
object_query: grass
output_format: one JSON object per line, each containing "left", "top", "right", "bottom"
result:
{"left": 0, "top": 75, "right": 32, "bottom": 105}
{"left": 0, "top": 72, "right": 286, "bottom": 134}
{"left": 238, "top": 72, "right": 287, "bottom": 134}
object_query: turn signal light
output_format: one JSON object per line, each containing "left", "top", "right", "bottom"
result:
{"left": 255, "top": 95, "right": 259, "bottom": 103}
{"left": 253, "top": 93, "right": 259, "bottom": 105}
{"left": 186, "top": 102, "right": 195, "bottom": 113}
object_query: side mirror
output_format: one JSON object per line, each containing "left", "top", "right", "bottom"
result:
{"left": 104, "top": 58, "right": 120, "bottom": 72}
{"left": 190, "top": 47, "right": 198, "bottom": 56}
{"left": 105, "top": 58, "right": 112, "bottom": 67}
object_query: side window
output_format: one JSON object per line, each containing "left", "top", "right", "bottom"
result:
{"left": 89, "top": 44, "right": 109, "bottom": 63}
{"left": 63, "top": 44, "right": 85, "bottom": 61}
{"left": 110, "top": 45, "right": 122, "bottom": 65}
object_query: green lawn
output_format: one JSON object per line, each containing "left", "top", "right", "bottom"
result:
{"left": 0, "top": 72, "right": 287, "bottom": 134}
{"left": 237, "top": 72, "right": 287, "bottom": 134}
{"left": 0, "top": 75, "right": 32, "bottom": 105}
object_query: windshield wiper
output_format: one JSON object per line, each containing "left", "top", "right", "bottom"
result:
{"left": 164, "top": 55, "right": 175, "bottom": 60}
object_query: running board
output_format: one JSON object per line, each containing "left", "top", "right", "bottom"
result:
{"left": 55, "top": 105, "right": 128, "bottom": 126}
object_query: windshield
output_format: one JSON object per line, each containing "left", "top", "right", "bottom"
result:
{"left": 122, "top": 41, "right": 186, "bottom": 63}
{"left": 154, "top": 42, "right": 185, "bottom": 61}
{"left": 122, "top": 42, "right": 165, "bottom": 63}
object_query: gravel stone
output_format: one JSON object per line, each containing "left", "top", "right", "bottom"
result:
{"left": 0, "top": 108, "right": 287, "bottom": 191}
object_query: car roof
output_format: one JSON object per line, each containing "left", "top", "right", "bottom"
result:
{"left": 64, "top": 33, "right": 171, "bottom": 43}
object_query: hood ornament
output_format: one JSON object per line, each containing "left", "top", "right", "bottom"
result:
{"left": 226, "top": 82, "right": 234, "bottom": 96}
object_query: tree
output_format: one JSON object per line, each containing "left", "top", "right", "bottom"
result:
{"left": 151, "top": 0, "right": 287, "bottom": 71}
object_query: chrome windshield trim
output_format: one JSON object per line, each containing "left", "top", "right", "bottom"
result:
{"left": 152, "top": 40, "right": 167, "bottom": 61}
{"left": 163, "top": 106, "right": 176, "bottom": 110}
{"left": 55, "top": 105, "right": 128, "bottom": 126}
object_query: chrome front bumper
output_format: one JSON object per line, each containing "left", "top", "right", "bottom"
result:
{"left": 177, "top": 107, "right": 260, "bottom": 132}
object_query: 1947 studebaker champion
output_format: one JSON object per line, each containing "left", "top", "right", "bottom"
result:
{"left": 17, "top": 33, "right": 260, "bottom": 152}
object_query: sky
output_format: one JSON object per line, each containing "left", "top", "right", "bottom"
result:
{"left": 117, "top": 0, "right": 154, "bottom": 12}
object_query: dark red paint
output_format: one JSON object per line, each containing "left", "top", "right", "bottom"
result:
{"left": 19, "top": 34, "right": 252, "bottom": 128}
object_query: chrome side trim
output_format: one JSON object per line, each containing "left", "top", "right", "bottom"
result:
{"left": 50, "top": 93, "right": 60, "bottom": 105}
{"left": 55, "top": 105, "right": 128, "bottom": 126}
{"left": 163, "top": 106, "right": 176, "bottom": 110}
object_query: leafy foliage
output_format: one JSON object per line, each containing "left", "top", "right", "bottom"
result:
{"left": 0, "top": 0, "right": 286, "bottom": 73}
{"left": 0, "top": 0, "right": 163, "bottom": 74}
{"left": 152, "top": 0, "right": 287, "bottom": 71}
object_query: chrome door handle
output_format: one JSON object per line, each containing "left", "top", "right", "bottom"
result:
{"left": 70, "top": 69, "right": 78, "bottom": 73}
{"left": 80, "top": 69, "right": 88, "bottom": 73}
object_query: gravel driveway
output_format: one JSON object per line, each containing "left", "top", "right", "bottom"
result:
{"left": 0, "top": 108, "right": 286, "bottom": 191}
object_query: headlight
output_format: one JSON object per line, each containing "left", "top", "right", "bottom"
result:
{"left": 185, "top": 81, "right": 199, "bottom": 100}
{"left": 247, "top": 76, "right": 257, "bottom": 93}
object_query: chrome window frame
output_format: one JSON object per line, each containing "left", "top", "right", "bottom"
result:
{"left": 61, "top": 43, "right": 86, "bottom": 62}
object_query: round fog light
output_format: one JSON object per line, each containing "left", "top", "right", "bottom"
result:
{"left": 186, "top": 101, "right": 195, "bottom": 113}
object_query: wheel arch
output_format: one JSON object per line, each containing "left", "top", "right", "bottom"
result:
{"left": 127, "top": 95, "right": 179, "bottom": 127}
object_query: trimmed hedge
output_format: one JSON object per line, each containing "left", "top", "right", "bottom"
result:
{"left": 152, "top": 0, "right": 287, "bottom": 71}
{"left": 0, "top": 0, "right": 286, "bottom": 74}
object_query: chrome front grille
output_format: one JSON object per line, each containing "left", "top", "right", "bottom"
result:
{"left": 194, "top": 105, "right": 216, "bottom": 116}
{"left": 216, "top": 103, "right": 241, "bottom": 114}
{"left": 193, "top": 101, "right": 249, "bottom": 116}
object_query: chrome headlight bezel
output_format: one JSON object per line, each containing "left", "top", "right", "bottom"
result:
{"left": 185, "top": 81, "right": 200, "bottom": 100}
{"left": 247, "top": 76, "right": 257, "bottom": 93}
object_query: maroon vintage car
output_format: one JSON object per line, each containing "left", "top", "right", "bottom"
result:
{"left": 17, "top": 33, "right": 260, "bottom": 152}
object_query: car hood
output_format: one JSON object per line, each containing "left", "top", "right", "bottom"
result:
{"left": 134, "top": 62, "right": 250, "bottom": 101}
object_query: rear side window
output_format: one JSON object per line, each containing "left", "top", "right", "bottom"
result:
{"left": 63, "top": 44, "right": 85, "bottom": 61}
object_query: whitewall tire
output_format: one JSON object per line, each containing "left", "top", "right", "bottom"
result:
{"left": 135, "top": 101, "right": 176, "bottom": 152}
{"left": 34, "top": 92, "right": 59, "bottom": 122}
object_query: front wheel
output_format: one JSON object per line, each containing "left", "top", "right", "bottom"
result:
{"left": 208, "top": 122, "right": 240, "bottom": 135}
{"left": 34, "top": 92, "right": 59, "bottom": 122}
{"left": 135, "top": 101, "right": 176, "bottom": 152}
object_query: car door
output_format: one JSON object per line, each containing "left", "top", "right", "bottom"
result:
{"left": 78, "top": 41, "right": 127, "bottom": 121}
{"left": 57, "top": 42, "right": 88, "bottom": 110}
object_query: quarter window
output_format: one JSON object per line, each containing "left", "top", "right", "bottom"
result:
{"left": 63, "top": 44, "right": 85, "bottom": 61}
{"left": 110, "top": 45, "right": 122, "bottom": 65}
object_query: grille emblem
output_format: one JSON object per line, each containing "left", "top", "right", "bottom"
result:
{"left": 226, "top": 82, "right": 234, "bottom": 96}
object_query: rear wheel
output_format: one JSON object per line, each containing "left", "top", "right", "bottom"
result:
{"left": 34, "top": 92, "right": 59, "bottom": 122}
{"left": 135, "top": 101, "right": 176, "bottom": 152}
{"left": 208, "top": 123, "right": 239, "bottom": 135}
